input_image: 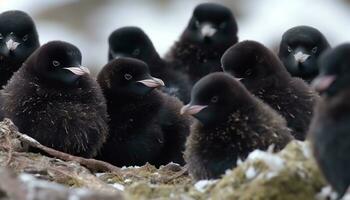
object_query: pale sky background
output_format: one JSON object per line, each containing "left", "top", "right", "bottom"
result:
{"left": 1, "top": 0, "right": 349, "bottom": 74}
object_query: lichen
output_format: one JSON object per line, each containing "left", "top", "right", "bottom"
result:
{"left": 204, "top": 141, "right": 326, "bottom": 200}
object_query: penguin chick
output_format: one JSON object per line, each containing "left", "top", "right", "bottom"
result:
{"left": 222, "top": 40, "right": 318, "bottom": 140}
{"left": 97, "top": 57, "right": 190, "bottom": 167}
{"left": 166, "top": 3, "right": 238, "bottom": 84}
{"left": 108, "top": 26, "right": 191, "bottom": 103}
{"left": 0, "top": 10, "right": 40, "bottom": 87}
{"left": 182, "top": 72, "right": 293, "bottom": 180}
{"left": 278, "top": 26, "right": 330, "bottom": 83}
{"left": 309, "top": 43, "right": 350, "bottom": 198}
{"left": 2, "top": 41, "right": 108, "bottom": 158}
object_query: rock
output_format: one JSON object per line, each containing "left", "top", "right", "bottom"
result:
{"left": 0, "top": 168, "right": 124, "bottom": 200}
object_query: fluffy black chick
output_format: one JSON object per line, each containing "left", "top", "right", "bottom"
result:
{"left": 96, "top": 57, "right": 190, "bottom": 167}
{"left": 278, "top": 26, "right": 330, "bottom": 83}
{"left": 108, "top": 26, "right": 191, "bottom": 103}
{"left": 182, "top": 72, "right": 293, "bottom": 180}
{"left": 166, "top": 3, "right": 238, "bottom": 84}
{"left": 2, "top": 41, "right": 108, "bottom": 158}
{"left": 0, "top": 10, "right": 40, "bottom": 87}
{"left": 309, "top": 43, "right": 350, "bottom": 199}
{"left": 222, "top": 40, "right": 318, "bottom": 140}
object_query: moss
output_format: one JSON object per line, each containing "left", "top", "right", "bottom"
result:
{"left": 204, "top": 141, "right": 326, "bottom": 200}
{"left": 125, "top": 182, "right": 190, "bottom": 199}
{"left": 56, "top": 177, "right": 84, "bottom": 187}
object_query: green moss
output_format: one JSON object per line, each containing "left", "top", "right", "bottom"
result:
{"left": 204, "top": 141, "right": 326, "bottom": 200}
{"left": 125, "top": 182, "right": 190, "bottom": 199}
{"left": 57, "top": 177, "right": 84, "bottom": 188}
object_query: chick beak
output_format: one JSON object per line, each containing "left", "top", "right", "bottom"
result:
{"left": 6, "top": 38, "right": 21, "bottom": 51}
{"left": 180, "top": 104, "right": 208, "bottom": 115}
{"left": 294, "top": 51, "right": 310, "bottom": 63}
{"left": 201, "top": 23, "right": 217, "bottom": 38}
{"left": 311, "top": 75, "right": 336, "bottom": 93}
{"left": 137, "top": 77, "right": 165, "bottom": 88}
{"left": 63, "top": 66, "right": 90, "bottom": 76}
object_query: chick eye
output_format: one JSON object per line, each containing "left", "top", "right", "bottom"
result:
{"left": 22, "top": 34, "right": 28, "bottom": 41}
{"left": 132, "top": 49, "right": 140, "bottom": 56}
{"left": 124, "top": 73, "right": 133, "bottom": 80}
{"left": 245, "top": 69, "right": 253, "bottom": 76}
{"left": 219, "top": 22, "right": 227, "bottom": 29}
{"left": 287, "top": 46, "right": 292, "bottom": 53}
{"left": 52, "top": 60, "right": 60, "bottom": 67}
{"left": 211, "top": 96, "right": 219, "bottom": 103}
{"left": 195, "top": 20, "right": 200, "bottom": 28}
{"left": 312, "top": 46, "right": 318, "bottom": 54}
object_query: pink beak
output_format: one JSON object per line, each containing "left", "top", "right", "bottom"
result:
{"left": 180, "top": 104, "right": 208, "bottom": 115}
{"left": 311, "top": 75, "right": 336, "bottom": 93}
{"left": 137, "top": 77, "right": 165, "bottom": 88}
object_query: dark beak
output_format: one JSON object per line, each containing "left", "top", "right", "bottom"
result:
{"left": 311, "top": 75, "right": 336, "bottom": 92}
{"left": 180, "top": 104, "right": 208, "bottom": 115}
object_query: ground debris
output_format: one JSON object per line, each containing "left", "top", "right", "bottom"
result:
{"left": 0, "top": 118, "right": 333, "bottom": 199}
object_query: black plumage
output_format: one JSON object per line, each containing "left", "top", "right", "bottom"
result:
{"left": 182, "top": 72, "right": 292, "bottom": 181}
{"left": 0, "top": 10, "right": 40, "bottom": 87}
{"left": 278, "top": 26, "right": 330, "bottom": 83}
{"left": 309, "top": 43, "right": 350, "bottom": 198}
{"left": 96, "top": 57, "right": 190, "bottom": 167}
{"left": 2, "top": 41, "right": 108, "bottom": 158}
{"left": 166, "top": 3, "right": 238, "bottom": 84}
{"left": 221, "top": 40, "right": 318, "bottom": 140}
{"left": 108, "top": 26, "right": 191, "bottom": 103}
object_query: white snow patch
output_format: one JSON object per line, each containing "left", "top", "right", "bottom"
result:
{"left": 299, "top": 141, "right": 312, "bottom": 159}
{"left": 19, "top": 173, "right": 66, "bottom": 191}
{"left": 265, "top": 172, "right": 279, "bottom": 180}
{"left": 246, "top": 150, "right": 285, "bottom": 172}
{"left": 236, "top": 158, "right": 243, "bottom": 166}
{"left": 315, "top": 186, "right": 338, "bottom": 200}
{"left": 124, "top": 179, "right": 132, "bottom": 183}
{"left": 121, "top": 166, "right": 141, "bottom": 170}
{"left": 95, "top": 173, "right": 106, "bottom": 178}
{"left": 68, "top": 188, "right": 92, "bottom": 200}
{"left": 343, "top": 194, "right": 350, "bottom": 200}
{"left": 194, "top": 180, "right": 217, "bottom": 193}
{"left": 245, "top": 166, "right": 258, "bottom": 180}
{"left": 111, "top": 183, "right": 125, "bottom": 191}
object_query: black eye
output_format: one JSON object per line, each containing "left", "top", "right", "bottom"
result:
{"left": 195, "top": 20, "right": 200, "bottom": 28}
{"left": 132, "top": 49, "right": 140, "bottom": 56}
{"left": 219, "top": 22, "right": 227, "bottom": 29}
{"left": 211, "top": 96, "right": 219, "bottom": 103}
{"left": 312, "top": 46, "right": 318, "bottom": 54}
{"left": 52, "top": 60, "right": 60, "bottom": 67}
{"left": 22, "top": 34, "right": 28, "bottom": 41}
{"left": 245, "top": 69, "right": 253, "bottom": 76}
{"left": 287, "top": 46, "right": 292, "bottom": 53}
{"left": 124, "top": 73, "right": 133, "bottom": 80}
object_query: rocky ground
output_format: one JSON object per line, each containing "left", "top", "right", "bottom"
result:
{"left": 0, "top": 118, "right": 340, "bottom": 200}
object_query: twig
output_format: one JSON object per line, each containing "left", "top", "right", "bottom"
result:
{"left": 2, "top": 118, "right": 122, "bottom": 174}
{"left": 162, "top": 165, "right": 188, "bottom": 184}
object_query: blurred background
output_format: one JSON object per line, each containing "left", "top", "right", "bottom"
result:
{"left": 1, "top": 0, "right": 349, "bottom": 75}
